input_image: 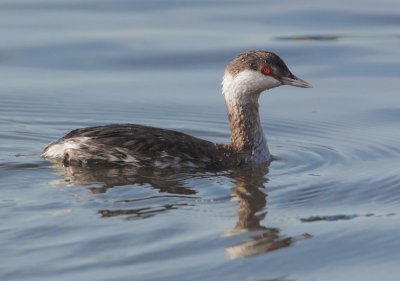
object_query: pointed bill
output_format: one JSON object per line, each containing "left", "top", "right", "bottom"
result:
{"left": 279, "top": 75, "right": 313, "bottom": 88}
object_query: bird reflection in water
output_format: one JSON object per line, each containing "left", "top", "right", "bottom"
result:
{"left": 52, "top": 164, "right": 198, "bottom": 195}
{"left": 51, "top": 164, "right": 198, "bottom": 219}
{"left": 50, "top": 163, "right": 311, "bottom": 257}
{"left": 225, "top": 166, "right": 311, "bottom": 259}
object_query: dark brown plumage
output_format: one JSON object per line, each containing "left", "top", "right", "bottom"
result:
{"left": 225, "top": 50, "right": 292, "bottom": 78}
{"left": 43, "top": 124, "right": 240, "bottom": 168}
{"left": 42, "top": 50, "right": 312, "bottom": 168}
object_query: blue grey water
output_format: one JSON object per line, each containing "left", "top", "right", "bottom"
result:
{"left": 1, "top": 0, "right": 400, "bottom": 280}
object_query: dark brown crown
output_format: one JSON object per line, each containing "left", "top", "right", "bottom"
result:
{"left": 225, "top": 50, "right": 292, "bottom": 78}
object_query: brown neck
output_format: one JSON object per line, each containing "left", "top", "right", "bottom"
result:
{"left": 225, "top": 97, "right": 269, "bottom": 164}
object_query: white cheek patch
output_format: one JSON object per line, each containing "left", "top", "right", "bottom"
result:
{"left": 222, "top": 70, "right": 281, "bottom": 104}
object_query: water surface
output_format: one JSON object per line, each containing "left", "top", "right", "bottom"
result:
{"left": 1, "top": 1, "right": 400, "bottom": 280}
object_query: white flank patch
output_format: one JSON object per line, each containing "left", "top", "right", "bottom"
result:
{"left": 42, "top": 137, "right": 91, "bottom": 159}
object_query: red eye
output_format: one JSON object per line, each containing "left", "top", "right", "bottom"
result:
{"left": 261, "top": 66, "right": 271, "bottom": 75}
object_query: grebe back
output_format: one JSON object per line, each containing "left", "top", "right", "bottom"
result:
{"left": 42, "top": 50, "right": 312, "bottom": 168}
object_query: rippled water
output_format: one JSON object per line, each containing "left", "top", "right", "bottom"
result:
{"left": 1, "top": 1, "right": 400, "bottom": 280}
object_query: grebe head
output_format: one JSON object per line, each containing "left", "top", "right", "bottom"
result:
{"left": 222, "top": 50, "right": 312, "bottom": 104}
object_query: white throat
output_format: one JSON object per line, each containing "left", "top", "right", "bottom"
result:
{"left": 221, "top": 70, "right": 273, "bottom": 164}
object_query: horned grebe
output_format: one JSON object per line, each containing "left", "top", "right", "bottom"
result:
{"left": 42, "top": 50, "right": 312, "bottom": 168}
